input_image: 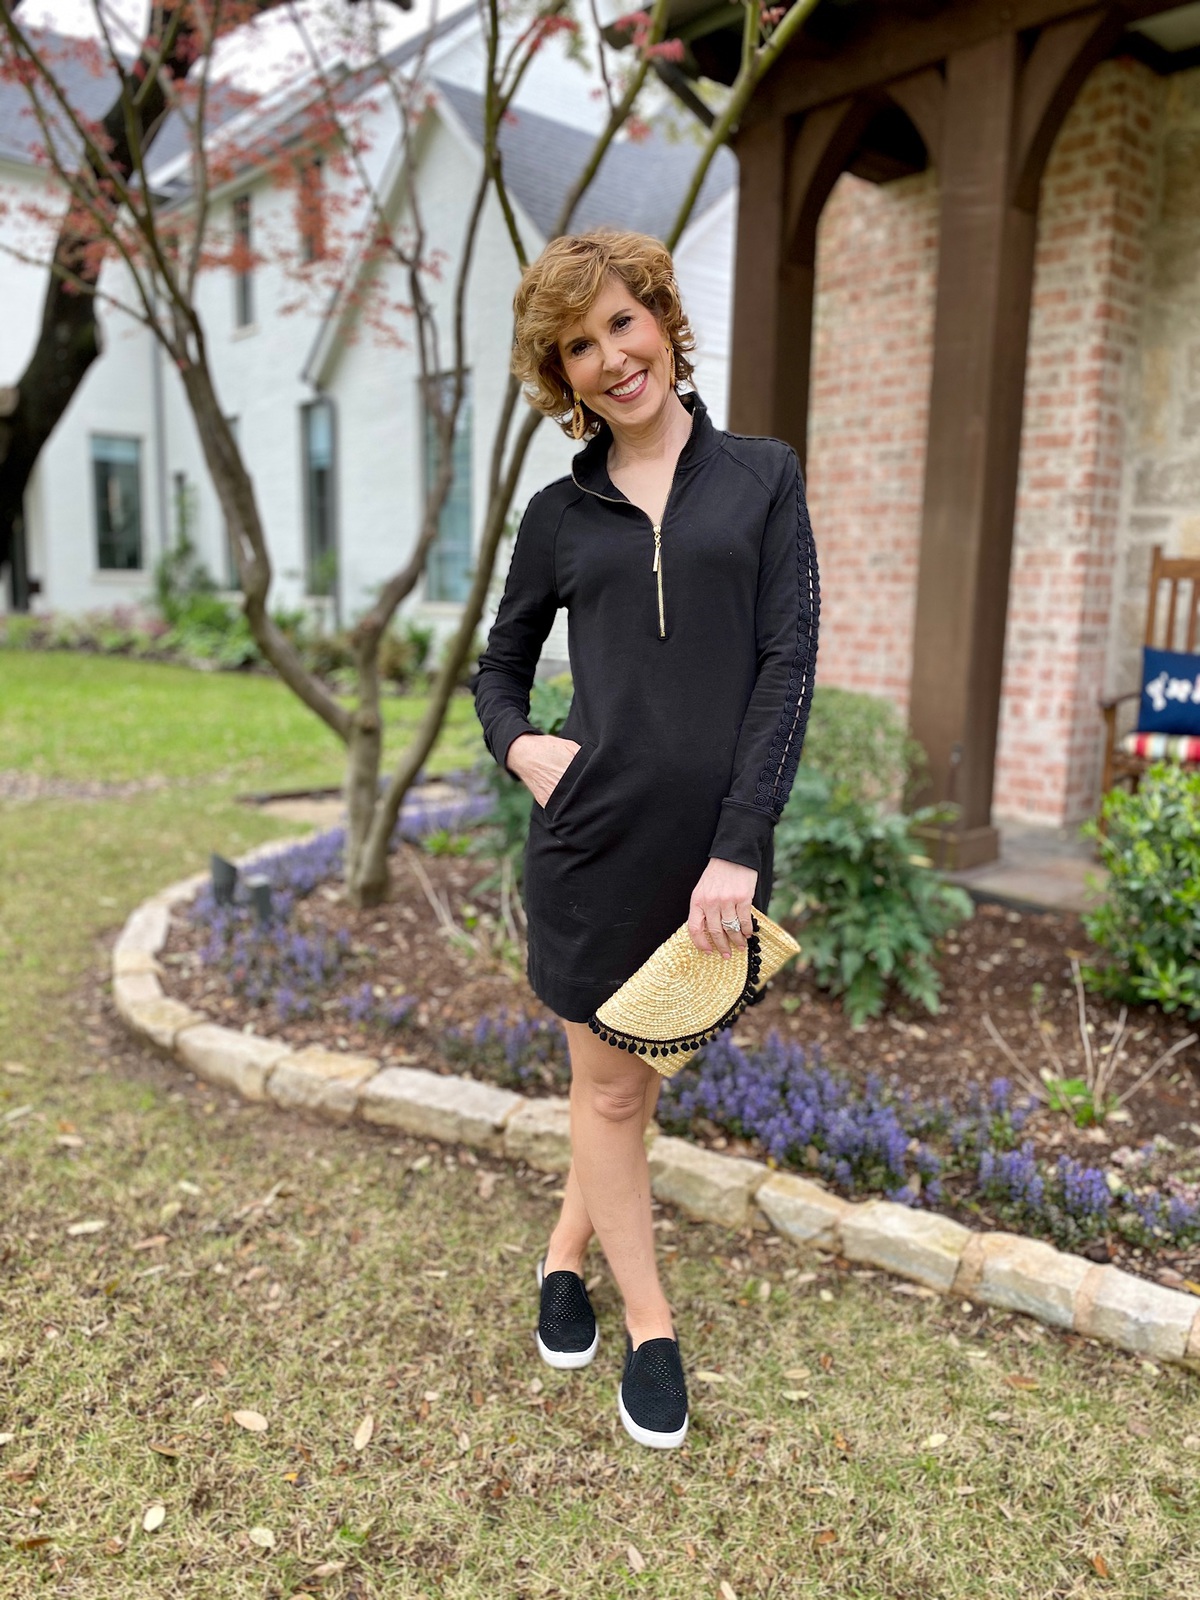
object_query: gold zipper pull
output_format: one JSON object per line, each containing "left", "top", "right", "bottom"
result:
{"left": 652, "top": 525, "right": 665, "bottom": 638}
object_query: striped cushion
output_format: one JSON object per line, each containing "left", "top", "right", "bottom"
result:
{"left": 1120, "top": 732, "right": 1200, "bottom": 763}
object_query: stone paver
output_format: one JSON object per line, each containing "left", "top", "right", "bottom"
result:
{"left": 841, "top": 1200, "right": 972, "bottom": 1292}
{"left": 112, "top": 946, "right": 162, "bottom": 978}
{"left": 176, "top": 1024, "right": 293, "bottom": 1103}
{"left": 123, "top": 996, "right": 206, "bottom": 1055}
{"left": 360, "top": 1066, "right": 524, "bottom": 1153}
{"left": 1074, "top": 1265, "right": 1200, "bottom": 1362}
{"left": 117, "top": 900, "right": 171, "bottom": 956}
{"left": 755, "top": 1171, "right": 851, "bottom": 1249}
{"left": 969, "top": 1233, "right": 1093, "bottom": 1328}
{"left": 503, "top": 1096, "right": 572, "bottom": 1173}
{"left": 647, "top": 1136, "right": 767, "bottom": 1229}
{"left": 268, "top": 1046, "right": 379, "bottom": 1122}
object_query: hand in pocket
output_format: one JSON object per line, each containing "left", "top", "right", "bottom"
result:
{"left": 508, "top": 733, "right": 582, "bottom": 809}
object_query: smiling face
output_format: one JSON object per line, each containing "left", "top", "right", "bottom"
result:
{"left": 556, "top": 273, "right": 674, "bottom": 437}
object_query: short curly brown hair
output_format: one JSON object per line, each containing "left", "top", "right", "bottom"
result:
{"left": 510, "top": 228, "right": 697, "bottom": 441}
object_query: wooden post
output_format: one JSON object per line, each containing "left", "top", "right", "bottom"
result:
{"left": 730, "top": 100, "right": 873, "bottom": 467}
{"left": 729, "top": 118, "right": 809, "bottom": 457}
{"left": 907, "top": 33, "right": 1038, "bottom": 867}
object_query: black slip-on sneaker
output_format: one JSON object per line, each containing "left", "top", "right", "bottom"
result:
{"left": 617, "top": 1330, "right": 689, "bottom": 1448}
{"left": 535, "top": 1256, "right": 599, "bottom": 1370}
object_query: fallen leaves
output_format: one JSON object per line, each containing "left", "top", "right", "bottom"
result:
{"left": 1003, "top": 1374, "right": 1040, "bottom": 1392}
{"left": 1091, "top": 1554, "right": 1111, "bottom": 1578}
{"left": 922, "top": 1432, "right": 949, "bottom": 1450}
{"left": 353, "top": 1415, "right": 374, "bottom": 1451}
{"left": 231, "top": 1409, "right": 269, "bottom": 1433}
{"left": 627, "top": 1543, "right": 646, "bottom": 1573}
{"left": 247, "top": 1526, "right": 276, "bottom": 1550}
{"left": 142, "top": 1503, "right": 166, "bottom": 1532}
{"left": 65, "top": 1218, "right": 107, "bottom": 1236}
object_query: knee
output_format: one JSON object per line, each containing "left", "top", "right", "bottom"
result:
{"left": 585, "top": 1075, "right": 648, "bottom": 1126}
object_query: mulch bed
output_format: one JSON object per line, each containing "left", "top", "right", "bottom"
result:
{"left": 158, "top": 837, "right": 1200, "bottom": 1289}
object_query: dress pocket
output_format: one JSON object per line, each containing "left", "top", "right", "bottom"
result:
{"left": 542, "top": 740, "right": 594, "bottom": 826}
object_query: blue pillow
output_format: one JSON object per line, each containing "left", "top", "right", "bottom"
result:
{"left": 1138, "top": 646, "right": 1200, "bottom": 735}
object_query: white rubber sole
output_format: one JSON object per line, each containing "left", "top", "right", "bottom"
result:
{"left": 535, "top": 1258, "right": 599, "bottom": 1370}
{"left": 617, "top": 1383, "right": 689, "bottom": 1449}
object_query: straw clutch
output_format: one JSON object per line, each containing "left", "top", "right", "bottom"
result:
{"left": 586, "top": 908, "right": 801, "bottom": 1077}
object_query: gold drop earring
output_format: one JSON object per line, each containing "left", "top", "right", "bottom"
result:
{"left": 665, "top": 342, "right": 676, "bottom": 389}
{"left": 571, "top": 388, "right": 586, "bottom": 441}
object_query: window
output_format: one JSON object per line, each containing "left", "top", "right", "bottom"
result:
{"left": 422, "top": 371, "right": 472, "bottom": 603}
{"left": 301, "top": 398, "right": 337, "bottom": 597}
{"left": 232, "top": 193, "right": 254, "bottom": 327}
{"left": 92, "top": 434, "right": 143, "bottom": 570}
{"left": 298, "top": 155, "right": 326, "bottom": 264}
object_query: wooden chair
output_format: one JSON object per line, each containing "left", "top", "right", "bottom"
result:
{"left": 1099, "top": 543, "right": 1200, "bottom": 798}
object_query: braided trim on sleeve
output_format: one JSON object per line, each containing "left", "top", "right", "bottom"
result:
{"left": 753, "top": 457, "right": 820, "bottom": 815}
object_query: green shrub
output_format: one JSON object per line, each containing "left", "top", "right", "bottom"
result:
{"left": 1081, "top": 763, "right": 1200, "bottom": 1019}
{"left": 803, "top": 685, "right": 926, "bottom": 809}
{"left": 301, "top": 631, "right": 356, "bottom": 680}
{"left": 379, "top": 620, "right": 435, "bottom": 688}
{"left": 153, "top": 533, "right": 219, "bottom": 626}
{"left": 0, "top": 614, "right": 45, "bottom": 649}
{"left": 772, "top": 767, "right": 974, "bottom": 1026}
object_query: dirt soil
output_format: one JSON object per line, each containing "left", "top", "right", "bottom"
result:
{"left": 159, "top": 840, "right": 1200, "bottom": 1288}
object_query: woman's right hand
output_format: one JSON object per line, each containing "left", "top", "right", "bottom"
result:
{"left": 506, "top": 733, "right": 582, "bottom": 809}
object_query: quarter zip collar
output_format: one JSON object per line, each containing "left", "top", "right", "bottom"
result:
{"left": 569, "top": 388, "right": 718, "bottom": 502}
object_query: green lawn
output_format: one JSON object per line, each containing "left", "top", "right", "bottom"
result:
{"left": 1, "top": 654, "right": 1199, "bottom": 1598}
{"left": 0, "top": 652, "right": 484, "bottom": 787}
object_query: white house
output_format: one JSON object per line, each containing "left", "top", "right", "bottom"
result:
{"left": 0, "top": 6, "right": 738, "bottom": 678}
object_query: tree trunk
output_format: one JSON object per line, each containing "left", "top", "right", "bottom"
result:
{"left": 345, "top": 638, "right": 385, "bottom": 906}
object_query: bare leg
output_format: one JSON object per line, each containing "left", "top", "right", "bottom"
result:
{"left": 549, "top": 1021, "right": 674, "bottom": 1346}
{"left": 544, "top": 1066, "right": 662, "bottom": 1277}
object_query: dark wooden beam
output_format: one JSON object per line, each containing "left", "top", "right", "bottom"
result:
{"left": 729, "top": 119, "right": 798, "bottom": 447}
{"left": 744, "top": 0, "right": 1183, "bottom": 123}
{"left": 907, "top": 31, "right": 1037, "bottom": 865}
{"left": 885, "top": 65, "right": 945, "bottom": 167}
{"left": 1012, "top": 7, "right": 1124, "bottom": 207}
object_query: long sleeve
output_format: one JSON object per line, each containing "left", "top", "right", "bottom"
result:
{"left": 708, "top": 445, "right": 820, "bottom": 879}
{"left": 472, "top": 490, "right": 560, "bottom": 778}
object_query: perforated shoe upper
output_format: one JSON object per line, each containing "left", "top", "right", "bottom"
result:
{"left": 620, "top": 1332, "right": 689, "bottom": 1435}
{"left": 538, "top": 1268, "right": 597, "bottom": 1353}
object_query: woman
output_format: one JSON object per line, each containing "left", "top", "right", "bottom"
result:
{"left": 473, "top": 228, "right": 819, "bottom": 1449}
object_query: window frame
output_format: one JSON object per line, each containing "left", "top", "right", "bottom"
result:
{"left": 91, "top": 431, "right": 144, "bottom": 573}
{"left": 298, "top": 154, "right": 327, "bottom": 265}
{"left": 421, "top": 369, "right": 473, "bottom": 606}
{"left": 301, "top": 396, "right": 338, "bottom": 602}
{"left": 232, "top": 192, "right": 254, "bottom": 329}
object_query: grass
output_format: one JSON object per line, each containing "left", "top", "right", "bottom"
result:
{"left": 0, "top": 652, "right": 484, "bottom": 787}
{"left": 2, "top": 654, "right": 1200, "bottom": 1598}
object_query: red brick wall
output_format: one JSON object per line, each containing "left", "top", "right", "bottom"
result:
{"left": 806, "top": 169, "right": 938, "bottom": 710}
{"left": 995, "top": 57, "right": 1158, "bottom": 823}
{"left": 805, "top": 58, "right": 1160, "bottom": 826}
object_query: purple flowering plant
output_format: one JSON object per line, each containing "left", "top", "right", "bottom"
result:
{"left": 441, "top": 1007, "right": 570, "bottom": 1092}
{"left": 184, "top": 821, "right": 1200, "bottom": 1257}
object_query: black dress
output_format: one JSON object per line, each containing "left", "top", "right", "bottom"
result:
{"left": 472, "top": 389, "right": 820, "bottom": 1023}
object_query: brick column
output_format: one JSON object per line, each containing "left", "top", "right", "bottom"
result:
{"left": 994, "top": 57, "right": 1159, "bottom": 824}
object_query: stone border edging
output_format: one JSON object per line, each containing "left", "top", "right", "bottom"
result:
{"left": 111, "top": 836, "right": 1200, "bottom": 1374}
